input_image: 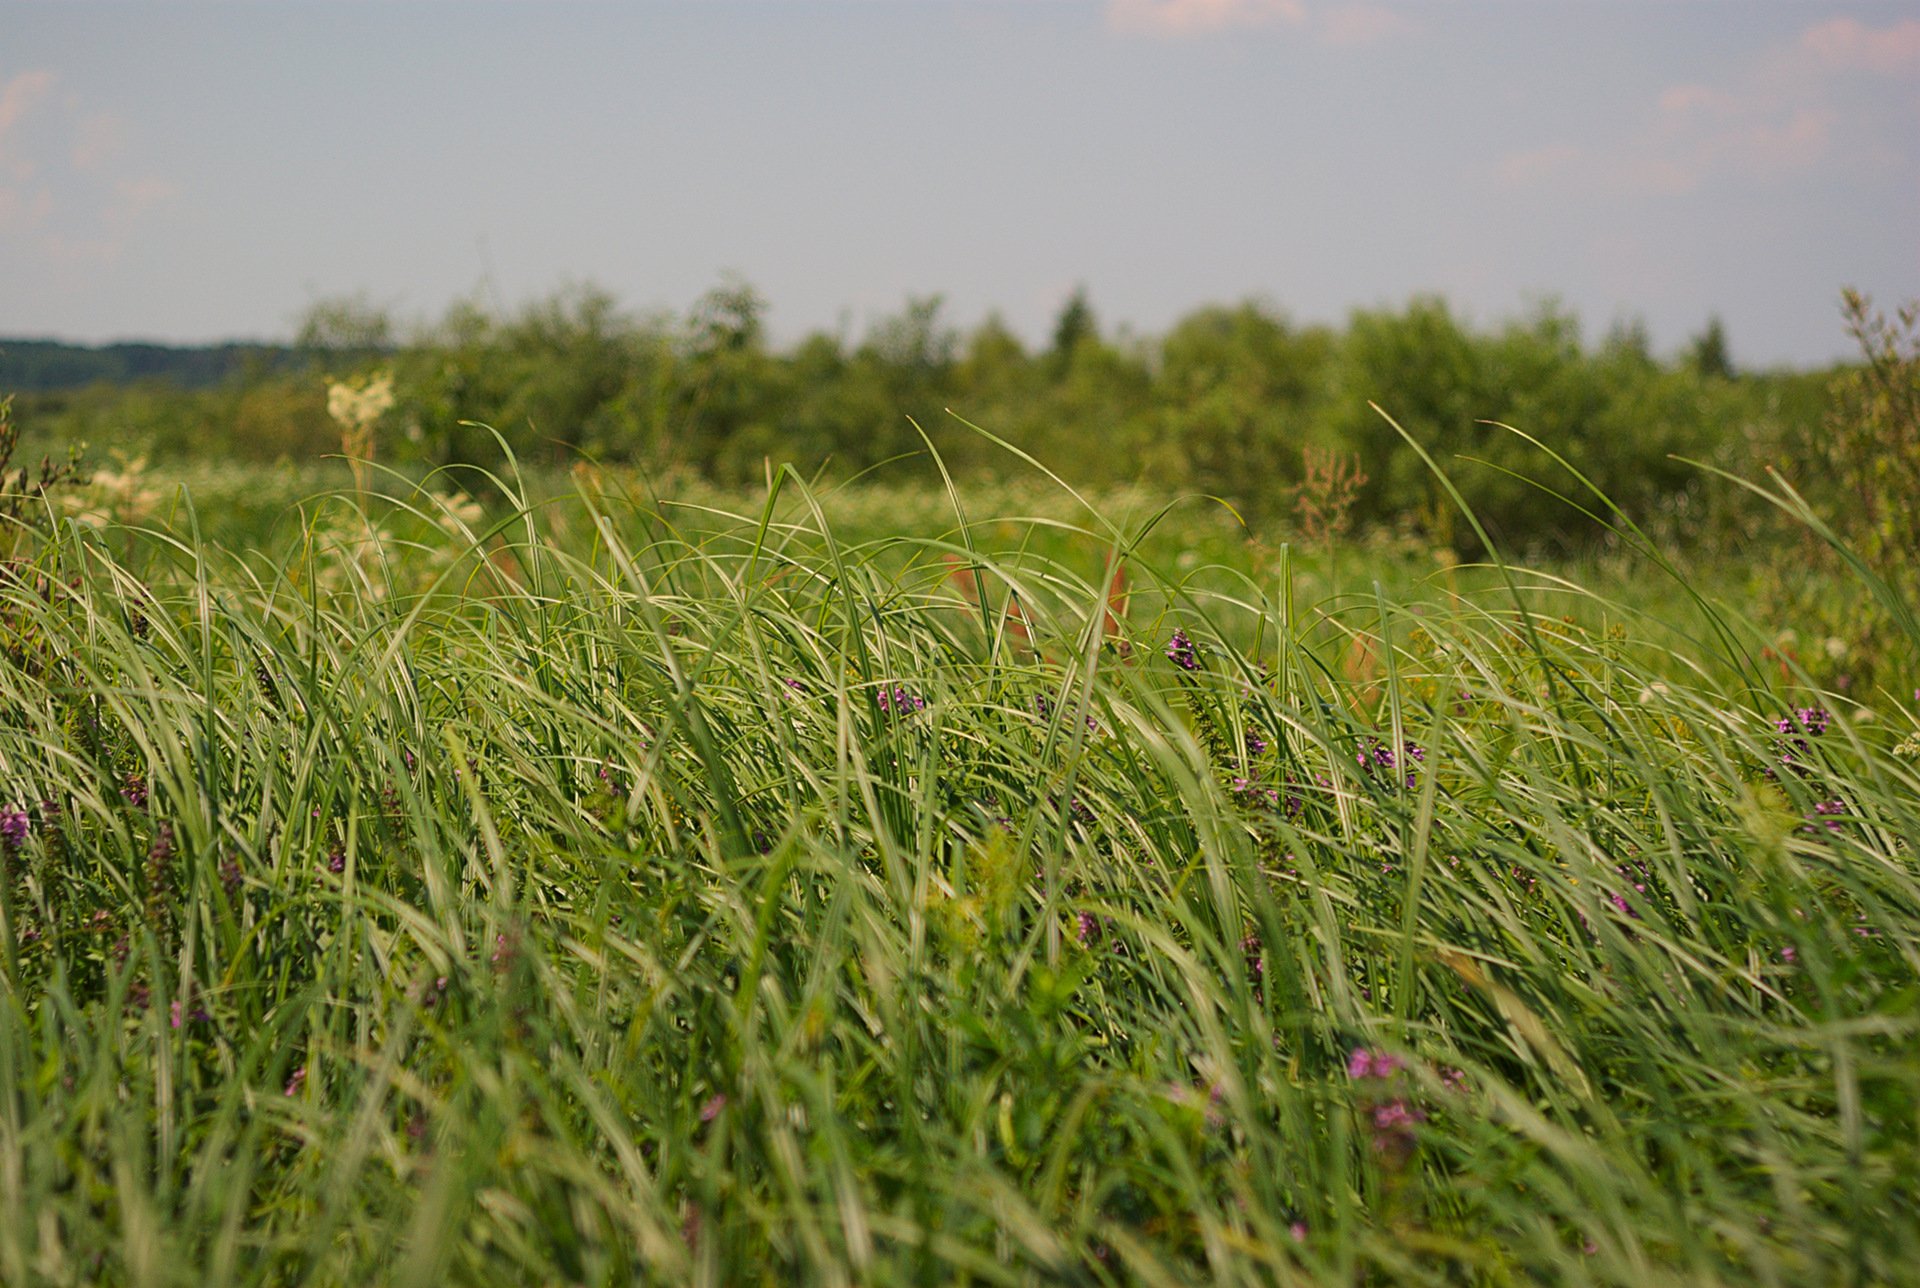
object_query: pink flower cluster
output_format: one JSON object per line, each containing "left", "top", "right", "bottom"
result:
{"left": 1346, "top": 1046, "right": 1403, "bottom": 1080}
{"left": 875, "top": 685, "right": 926, "bottom": 716}
{"left": 1347, "top": 1046, "right": 1426, "bottom": 1162}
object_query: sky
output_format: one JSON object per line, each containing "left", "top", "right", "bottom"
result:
{"left": 1, "top": 1, "right": 1916, "bottom": 368}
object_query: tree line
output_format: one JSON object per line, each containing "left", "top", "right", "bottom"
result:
{"left": 10, "top": 280, "right": 1838, "bottom": 551}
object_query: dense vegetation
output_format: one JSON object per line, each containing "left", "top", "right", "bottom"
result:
{"left": 0, "top": 340, "right": 301, "bottom": 394}
{"left": 4, "top": 282, "right": 1834, "bottom": 553}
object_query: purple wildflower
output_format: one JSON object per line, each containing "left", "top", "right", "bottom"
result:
{"left": 1347, "top": 1047, "right": 1404, "bottom": 1080}
{"left": 1165, "top": 628, "right": 1199, "bottom": 671}
{"left": 1781, "top": 707, "right": 1831, "bottom": 736}
{"left": 121, "top": 775, "right": 148, "bottom": 810}
{"left": 1246, "top": 727, "right": 1267, "bottom": 757}
{"left": 1357, "top": 738, "right": 1424, "bottom": 787}
{"left": 875, "top": 685, "right": 925, "bottom": 717}
{"left": 1769, "top": 708, "right": 1832, "bottom": 776}
{"left": 1075, "top": 911, "right": 1101, "bottom": 945}
{"left": 1803, "top": 799, "right": 1848, "bottom": 833}
{"left": 1368, "top": 1096, "right": 1426, "bottom": 1158}
{"left": 0, "top": 806, "right": 27, "bottom": 852}
{"left": 1373, "top": 1099, "right": 1421, "bottom": 1129}
{"left": 1231, "top": 777, "right": 1282, "bottom": 811}
{"left": 699, "top": 1092, "right": 727, "bottom": 1122}
{"left": 284, "top": 1065, "right": 307, "bottom": 1097}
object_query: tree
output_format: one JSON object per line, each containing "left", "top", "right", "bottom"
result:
{"left": 1688, "top": 315, "right": 1734, "bottom": 380}
{"left": 296, "top": 295, "right": 395, "bottom": 366}
{"left": 688, "top": 278, "right": 767, "bottom": 357}
{"left": 1156, "top": 300, "right": 1333, "bottom": 515}
{"left": 675, "top": 279, "right": 775, "bottom": 475}
{"left": 1048, "top": 287, "right": 1098, "bottom": 376}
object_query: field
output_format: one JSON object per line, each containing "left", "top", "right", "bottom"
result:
{"left": 1, "top": 447, "right": 1918, "bottom": 1285}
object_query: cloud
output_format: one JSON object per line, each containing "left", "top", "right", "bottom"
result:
{"left": 0, "top": 69, "right": 56, "bottom": 142}
{"left": 1501, "top": 17, "right": 1912, "bottom": 199}
{"left": 1106, "top": 0, "right": 1308, "bottom": 37}
{"left": 1745, "top": 106, "right": 1837, "bottom": 171}
{"left": 1502, "top": 97, "right": 1838, "bottom": 199}
{"left": 1801, "top": 17, "right": 1920, "bottom": 76}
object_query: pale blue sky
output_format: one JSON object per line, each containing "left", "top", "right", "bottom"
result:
{"left": 2, "top": 0, "right": 1915, "bottom": 365}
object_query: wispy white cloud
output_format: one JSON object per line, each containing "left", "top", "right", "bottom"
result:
{"left": 1801, "top": 17, "right": 1920, "bottom": 76}
{"left": 1501, "top": 16, "right": 1914, "bottom": 198}
{"left": 0, "top": 69, "right": 56, "bottom": 142}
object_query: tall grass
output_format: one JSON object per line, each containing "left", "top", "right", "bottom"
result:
{"left": 0, "top": 457, "right": 1915, "bottom": 1285}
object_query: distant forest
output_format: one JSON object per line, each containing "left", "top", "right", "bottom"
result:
{"left": 0, "top": 339, "right": 304, "bottom": 391}
{"left": 2, "top": 282, "right": 1852, "bottom": 552}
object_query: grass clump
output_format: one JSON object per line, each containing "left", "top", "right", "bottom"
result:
{"left": 0, "top": 459, "right": 1916, "bottom": 1286}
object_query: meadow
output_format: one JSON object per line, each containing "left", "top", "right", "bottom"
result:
{"left": 0, "top": 420, "right": 1916, "bottom": 1285}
